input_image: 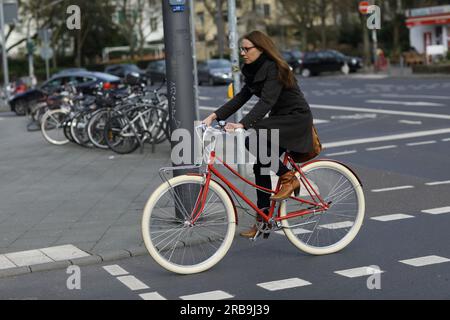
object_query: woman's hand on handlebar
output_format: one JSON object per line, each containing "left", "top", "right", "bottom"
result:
{"left": 224, "top": 122, "right": 244, "bottom": 132}
{"left": 202, "top": 113, "right": 217, "bottom": 127}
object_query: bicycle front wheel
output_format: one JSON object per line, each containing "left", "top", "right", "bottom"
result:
{"left": 142, "top": 175, "right": 236, "bottom": 274}
{"left": 280, "top": 160, "right": 365, "bottom": 255}
{"left": 41, "top": 109, "right": 70, "bottom": 145}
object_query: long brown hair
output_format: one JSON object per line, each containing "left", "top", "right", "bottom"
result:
{"left": 242, "top": 30, "right": 297, "bottom": 89}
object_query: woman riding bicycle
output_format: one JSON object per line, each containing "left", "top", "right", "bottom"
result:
{"left": 203, "top": 30, "right": 315, "bottom": 238}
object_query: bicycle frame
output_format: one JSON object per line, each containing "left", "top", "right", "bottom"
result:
{"left": 189, "top": 149, "right": 330, "bottom": 225}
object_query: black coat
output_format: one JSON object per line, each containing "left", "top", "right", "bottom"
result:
{"left": 215, "top": 59, "right": 313, "bottom": 153}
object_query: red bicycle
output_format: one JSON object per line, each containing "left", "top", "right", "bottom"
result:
{"left": 142, "top": 124, "right": 365, "bottom": 274}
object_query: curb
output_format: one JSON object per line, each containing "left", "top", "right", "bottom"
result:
{"left": 0, "top": 247, "right": 150, "bottom": 279}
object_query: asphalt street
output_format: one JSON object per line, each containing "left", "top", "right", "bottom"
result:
{"left": 0, "top": 73, "right": 449, "bottom": 300}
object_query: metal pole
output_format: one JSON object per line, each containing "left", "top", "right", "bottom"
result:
{"left": 372, "top": 29, "right": 378, "bottom": 73}
{"left": 0, "top": 0, "right": 10, "bottom": 100}
{"left": 227, "top": 0, "right": 241, "bottom": 121}
{"left": 189, "top": 0, "right": 200, "bottom": 121}
{"left": 227, "top": 0, "right": 245, "bottom": 176}
{"left": 162, "top": 0, "right": 198, "bottom": 217}
{"left": 44, "top": 29, "right": 50, "bottom": 80}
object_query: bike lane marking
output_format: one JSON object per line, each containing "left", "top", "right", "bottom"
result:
{"left": 180, "top": 290, "right": 234, "bottom": 300}
{"left": 334, "top": 266, "right": 385, "bottom": 278}
{"left": 371, "top": 186, "right": 414, "bottom": 193}
{"left": 257, "top": 278, "right": 312, "bottom": 291}
{"left": 421, "top": 206, "right": 450, "bottom": 215}
{"left": 406, "top": 140, "right": 437, "bottom": 146}
{"left": 371, "top": 214, "right": 415, "bottom": 222}
{"left": 103, "top": 264, "right": 167, "bottom": 300}
{"left": 425, "top": 180, "right": 450, "bottom": 186}
{"left": 102, "top": 265, "right": 129, "bottom": 276}
{"left": 399, "top": 256, "right": 450, "bottom": 267}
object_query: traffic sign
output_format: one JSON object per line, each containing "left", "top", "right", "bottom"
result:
{"left": 40, "top": 46, "right": 54, "bottom": 60}
{"left": 359, "top": 1, "right": 370, "bottom": 15}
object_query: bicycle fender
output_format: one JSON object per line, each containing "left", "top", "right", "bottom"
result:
{"left": 301, "top": 159, "right": 363, "bottom": 187}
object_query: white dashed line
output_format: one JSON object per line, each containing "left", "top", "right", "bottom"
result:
{"left": 406, "top": 140, "right": 436, "bottom": 146}
{"left": 366, "top": 145, "right": 397, "bottom": 151}
{"left": 319, "top": 221, "right": 354, "bottom": 230}
{"left": 116, "top": 275, "right": 150, "bottom": 291}
{"left": 425, "top": 180, "right": 450, "bottom": 186}
{"left": 311, "top": 104, "right": 450, "bottom": 120}
{"left": 371, "top": 186, "right": 414, "bottom": 193}
{"left": 275, "top": 228, "right": 312, "bottom": 236}
{"left": 180, "top": 290, "right": 234, "bottom": 300}
{"left": 334, "top": 266, "right": 384, "bottom": 278}
{"left": 371, "top": 214, "right": 415, "bottom": 222}
{"left": 442, "top": 138, "right": 450, "bottom": 142}
{"left": 366, "top": 100, "right": 445, "bottom": 107}
{"left": 398, "top": 120, "right": 422, "bottom": 125}
{"left": 139, "top": 292, "right": 167, "bottom": 300}
{"left": 325, "top": 150, "right": 357, "bottom": 157}
{"left": 399, "top": 256, "right": 450, "bottom": 267}
{"left": 421, "top": 206, "right": 450, "bottom": 215}
{"left": 257, "top": 278, "right": 312, "bottom": 291}
{"left": 380, "top": 93, "right": 450, "bottom": 100}
{"left": 103, "top": 265, "right": 129, "bottom": 276}
{"left": 323, "top": 128, "right": 450, "bottom": 149}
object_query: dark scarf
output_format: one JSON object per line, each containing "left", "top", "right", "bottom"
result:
{"left": 241, "top": 53, "right": 268, "bottom": 85}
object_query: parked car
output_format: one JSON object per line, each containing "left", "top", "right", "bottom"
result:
{"left": 9, "top": 71, "right": 121, "bottom": 116}
{"left": 298, "top": 50, "right": 363, "bottom": 77}
{"left": 104, "top": 64, "right": 145, "bottom": 79}
{"left": 198, "top": 59, "right": 232, "bottom": 86}
{"left": 52, "top": 68, "right": 88, "bottom": 77}
{"left": 146, "top": 60, "right": 166, "bottom": 85}
{"left": 330, "top": 50, "right": 363, "bottom": 73}
{"left": 281, "top": 50, "right": 303, "bottom": 74}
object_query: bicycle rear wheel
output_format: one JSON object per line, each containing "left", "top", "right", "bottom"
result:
{"left": 280, "top": 160, "right": 365, "bottom": 255}
{"left": 104, "top": 114, "right": 140, "bottom": 154}
{"left": 142, "top": 175, "right": 236, "bottom": 274}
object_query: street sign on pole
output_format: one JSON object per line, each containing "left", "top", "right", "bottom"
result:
{"left": 39, "top": 28, "right": 53, "bottom": 80}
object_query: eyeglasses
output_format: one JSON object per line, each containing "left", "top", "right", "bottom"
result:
{"left": 239, "top": 46, "right": 256, "bottom": 53}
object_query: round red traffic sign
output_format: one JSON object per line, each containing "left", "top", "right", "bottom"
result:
{"left": 359, "top": 1, "right": 370, "bottom": 14}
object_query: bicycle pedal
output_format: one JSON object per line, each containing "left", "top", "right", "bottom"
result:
{"left": 250, "top": 230, "right": 261, "bottom": 241}
{"left": 263, "top": 232, "right": 270, "bottom": 240}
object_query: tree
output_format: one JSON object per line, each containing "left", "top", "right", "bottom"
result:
{"left": 278, "top": 0, "right": 314, "bottom": 51}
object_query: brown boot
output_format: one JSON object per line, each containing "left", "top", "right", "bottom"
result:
{"left": 240, "top": 209, "right": 268, "bottom": 238}
{"left": 239, "top": 225, "right": 259, "bottom": 238}
{"left": 270, "top": 171, "right": 300, "bottom": 202}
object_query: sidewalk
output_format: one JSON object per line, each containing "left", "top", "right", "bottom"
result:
{"left": 0, "top": 115, "right": 257, "bottom": 277}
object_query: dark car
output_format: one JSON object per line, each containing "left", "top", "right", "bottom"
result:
{"left": 281, "top": 50, "right": 303, "bottom": 74}
{"left": 299, "top": 50, "right": 363, "bottom": 77}
{"left": 9, "top": 71, "right": 121, "bottom": 116}
{"left": 198, "top": 59, "right": 232, "bottom": 86}
{"left": 104, "top": 64, "right": 145, "bottom": 79}
{"left": 329, "top": 50, "right": 363, "bottom": 73}
{"left": 52, "top": 68, "right": 87, "bottom": 77}
{"left": 146, "top": 60, "right": 166, "bottom": 85}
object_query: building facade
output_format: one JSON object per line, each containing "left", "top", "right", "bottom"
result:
{"left": 406, "top": 5, "right": 450, "bottom": 55}
{"left": 194, "top": 0, "right": 299, "bottom": 61}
